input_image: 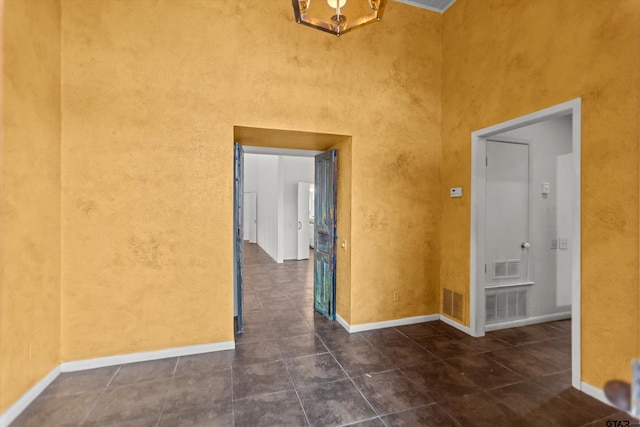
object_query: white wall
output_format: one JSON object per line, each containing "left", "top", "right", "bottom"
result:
{"left": 283, "top": 157, "right": 314, "bottom": 260}
{"left": 498, "top": 115, "right": 572, "bottom": 318}
{"left": 255, "top": 155, "right": 281, "bottom": 262}
{"left": 243, "top": 153, "right": 314, "bottom": 263}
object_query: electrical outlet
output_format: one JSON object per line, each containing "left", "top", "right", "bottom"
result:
{"left": 393, "top": 291, "right": 399, "bottom": 302}
{"left": 559, "top": 238, "right": 569, "bottom": 250}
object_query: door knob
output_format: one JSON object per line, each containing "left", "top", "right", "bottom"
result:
{"left": 298, "top": 221, "right": 302, "bottom": 230}
{"left": 521, "top": 242, "right": 530, "bottom": 249}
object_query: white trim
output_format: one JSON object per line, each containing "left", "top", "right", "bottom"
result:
{"left": 394, "top": 0, "right": 456, "bottom": 14}
{"left": 470, "top": 98, "right": 582, "bottom": 389}
{"left": 439, "top": 315, "right": 476, "bottom": 336}
{"left": 581, "top": 382, "right": 610, "bottom": 406}
{"left": 0, "top": 366, "right": 60, "bottom": 427}
{"left": 484, "top": 312, "right": 571, "bottom": 332}
{"left": 60, "top": 341, "right": 235, "bottom": 373}
{"left": 336, "top": 314, "right": 440, "bottom": 333}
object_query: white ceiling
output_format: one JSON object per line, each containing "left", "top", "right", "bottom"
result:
{"left": 395, "top": 0, "right": 456, "bottom": 13}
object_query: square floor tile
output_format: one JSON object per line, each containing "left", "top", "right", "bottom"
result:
{"left": 174, "top": 351, "right": 233, "bottom": 378}
{"left": 352, "top": 370, "right": 434, "bottom": 415}
{"left": 232, "top": 360, "right": 293, "bottom": 399}
{"left": 11, "top": 391, "right": 102, "bottom": 427}
{"left": 439, "top": 391, "right": 517, "bottom": 427}
{"left": 401, "top": 360, "right": 480, "bottom": 401}
{"left": 40, "top": 366, "right": 118, "bottom": 398}
{"left": 486, "top": 347, "right": 562, "bottom": 378}
{"left": 381, "top": 404, "right": 459, "bottom": 427}
{"left": 158, "top": 402, "right": 233, "bottom": 427}
{"left": 287, "top": 353, "right": 346, "bottom": 386}
{"left": 445, "top": 353, "right": 524, "bottom": 390}
{"left": 163, "top": 369, "right": 232, "bottom": 413}
{"left": 332, "top": 345, "right": 394, "bottom": 377}
{"left": 234, "top": 390, "right": 308, "bottom": 426}
{"left": 110, "top": 358, "right": 177, "bottom": 386}
{"left": 297, "top": 379, "right": 376, "bottom": 427}
{"left": 278, "top": 333, "right": 328, "bottom": 359}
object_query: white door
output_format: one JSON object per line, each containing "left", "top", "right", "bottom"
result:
{"left": 297, "top": 182, "right": 311, "bottom": 260}
{"left": 243, "top": 192, "right": 257, "bottom": 243}
{"left": 485, "top": 140, "right": 530, "bottom": 288}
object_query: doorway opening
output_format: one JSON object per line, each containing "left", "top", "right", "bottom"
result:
{"left": 470, "top": 99, "right": 582, "bottom": 388}
{"left": 233, "top": 126, "right": 352, "bottom": 339}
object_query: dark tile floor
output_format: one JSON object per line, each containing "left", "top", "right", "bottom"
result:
{"left": 11, "top": 243, "right": 638, "bottom": 426}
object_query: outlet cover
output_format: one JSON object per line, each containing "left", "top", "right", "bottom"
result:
{"left": 450, "top": 187, "right": 462, "bottom": 198}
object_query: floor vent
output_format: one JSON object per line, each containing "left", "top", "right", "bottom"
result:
{"left": 486, "top": 287, "right": 528, "bottom": 324}
{"left": 443, "top": 288, "right": 465, "bottom": 322}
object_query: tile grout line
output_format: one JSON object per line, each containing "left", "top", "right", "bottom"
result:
{"left": 78, "top": 365, "right": 121, "bottom": 426}
{"left": 281, "top": 353, "right": 312, "bottom": 427}
{"left": 153, "top": 358, "right": 179, "bottom": 427}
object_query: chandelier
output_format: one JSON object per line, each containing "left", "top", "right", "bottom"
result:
{"left": 292, "top": 0, "right": 387, "bottom": 36}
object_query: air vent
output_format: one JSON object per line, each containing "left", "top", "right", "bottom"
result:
{"left": 443, "top": 288, "right": 465, "bottom": 322}
{"left": 493, "top": 259, "right": 520, "bottom": 279}
{"left": 486, "top": 288, "right": 528, "bottom": 324}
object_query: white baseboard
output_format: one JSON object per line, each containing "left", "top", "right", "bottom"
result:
{"left": 439, "top": 315, "right": 475, "bottom": 335}
{"left": 484, "top": 312, "right": 571, "bottom": 332}
{"left": 581, "top": 382, "right": 611, "bottom": 406}
{"left": 0, "top": 366, "right": 60, "bottom": 427}
{"left": 337, "top": 314, "right": 440, "bottom": 333}
{"left": 61, "top": 341, "right": 235, "bottom": 372}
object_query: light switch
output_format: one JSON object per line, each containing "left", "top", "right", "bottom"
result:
{"left": 450, "top": 187, "right": 462, "bottom": 198}
{"left": 551, "top": 239, "right": 558, "bottom": 250}
{"left": 542, "top": 182, "right": 551, "bottom": 194}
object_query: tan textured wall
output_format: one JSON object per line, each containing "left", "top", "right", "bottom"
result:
{"left": 441, "top": 0, "right": 640, "bottom": 387}
{"left": 61, "top": 0, "right": 442, "bottom": 360}
{"left": 0, "top": 0, "right": 61, "bottom": 412}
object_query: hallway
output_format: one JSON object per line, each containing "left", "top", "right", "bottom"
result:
{"left": 11, "top": 243, "right": 636, "bottom": 426}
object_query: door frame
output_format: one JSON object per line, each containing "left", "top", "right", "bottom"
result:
{"left": 470, "top": 98, "right": 582, "bottom": 389}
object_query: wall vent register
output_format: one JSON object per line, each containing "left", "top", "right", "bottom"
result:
{"left": 493, "top": 259, "right": 520, "bottom": 279}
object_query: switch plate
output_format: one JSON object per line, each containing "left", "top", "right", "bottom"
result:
{"left": 551, "top": 239, "right": 558, "bottom": 250}
{"left": 559, "top": 238, "right": 569, "bottom": 250}
{"left": 450, "top": 187, "right": 462, "bottom": 198}
{"left": 542, "top": 182, "right": 551, "bottom": 194}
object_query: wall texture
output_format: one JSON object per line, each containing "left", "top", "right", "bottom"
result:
{"left": 0, "top": 0, "right": 61, "bottom": 412}
{"left": 441, "top": 0, "right": 640, "bottom": 388}
{"left": 60, "top": 0, "right": 442, "bottom": 360}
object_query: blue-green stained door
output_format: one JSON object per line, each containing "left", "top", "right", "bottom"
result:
{"left": 314, "top": 150, "right": 337, "bottom": 320}
{"left": 234, "top": 143, "right": 244, "bottom": 334}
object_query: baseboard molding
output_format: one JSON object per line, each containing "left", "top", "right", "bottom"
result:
{"left": 0, "top": 366, "right": 61, "bottom": 427}
{"left": 439, "top": 315, "right": 475, "bottom": 335}
{"left": 484, "top": 312, "right": 571, "bottom": 332}
{"left": 61, "top": 341, "right": 235, "bottom": 373}
{"left": 337, "top": 314, "right": 440, "bottom": 333}
{"left": 581, "top": 382, "right": 610, "bottom": 406}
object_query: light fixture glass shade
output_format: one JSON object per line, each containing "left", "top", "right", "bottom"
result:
{"left": 293, "top": 0, "right": 387, "bottom": 36}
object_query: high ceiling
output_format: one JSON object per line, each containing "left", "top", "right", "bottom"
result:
{"left": 395, "top": 0, "right": 456, "bottom": 13}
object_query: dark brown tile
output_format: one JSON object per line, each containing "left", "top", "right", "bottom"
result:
{"left": 234, "top": 390, "right": 308, "bottom": 426}
{"left": 10, "top": 391, "right": 102, "bottom": 427}
{"left": 456, "top": 335, "right": 512, "bottom": 353}
{"left": 110, "top": 358, "right": 177, "bottom": 386}
{"left": 158, "top": 402, "right": 233, "bottom": 427}
{"left": 413, "top": 334, "right": 476, "bottom": 360}
{"left": 333, "top": 344, "right": 395, "bottom": 377}
{"left": 532, "top": 371, "right": 618, "bottom": 419}
{"left": 163, "top": 369, "right": 232, "bottom": 412}
{"left": 395, "top": 322, "right": 441, "bottom": 340}
{"left": 439, "top": 391, "right": 517, "bottom": 427}
{"left": 486, "top": 346, "right": 563, "bottom": 378}
{"left": 298, "top": 379, "right": 376, "bottom": 427}
{"left": 40, "top": 366, "right": 118, "bottom": 397}
{"left": 287, "top": 353, "right": 346, "bottom": 386}
{"left": 488, "top": 381, "right": 596, "bottom": 427}
{"left": 352, "top": 370, "right": 434, "bottom": 415}
{"left": 377, "top": 340, "right": 440, "bottom": 369}
{"left": 361, "top": 328, "right": 410, "bottom": 346}
{"left": 445, "top": 353, "right": 524, "bottom": 390}
{"left": 518, "top": 337, "right": 571, "bottom": 371}
{"left": 316, "top": 328, "right": 370, "bottom": 352}
{"left": 401, "top": 360, "right": 480, "bottom": 401}
{"left": 174, "top": 350, "right": 233, "bottom": 378}
{"left": 84, "top": 379, "right": 170, "bottom": 424}
{"left": 232, "top": 360, "right": 293, "bottom": 399}
{"left": 488, "top": 323, "right": 566, "bottom": 346}
{"left": 278, "top": 333, "right": 328, "bottom": 359}
{"left": 84, "top": 414, "right": 162, "bottom": 427}
{"left": 347, "top": 418, "right": 386, "bottom": 426}
{"left": 381, "top": 404, "right": 460, "bottom": 427}
{"left": 232, "top": 340, "right": 282, "bottom": 367}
